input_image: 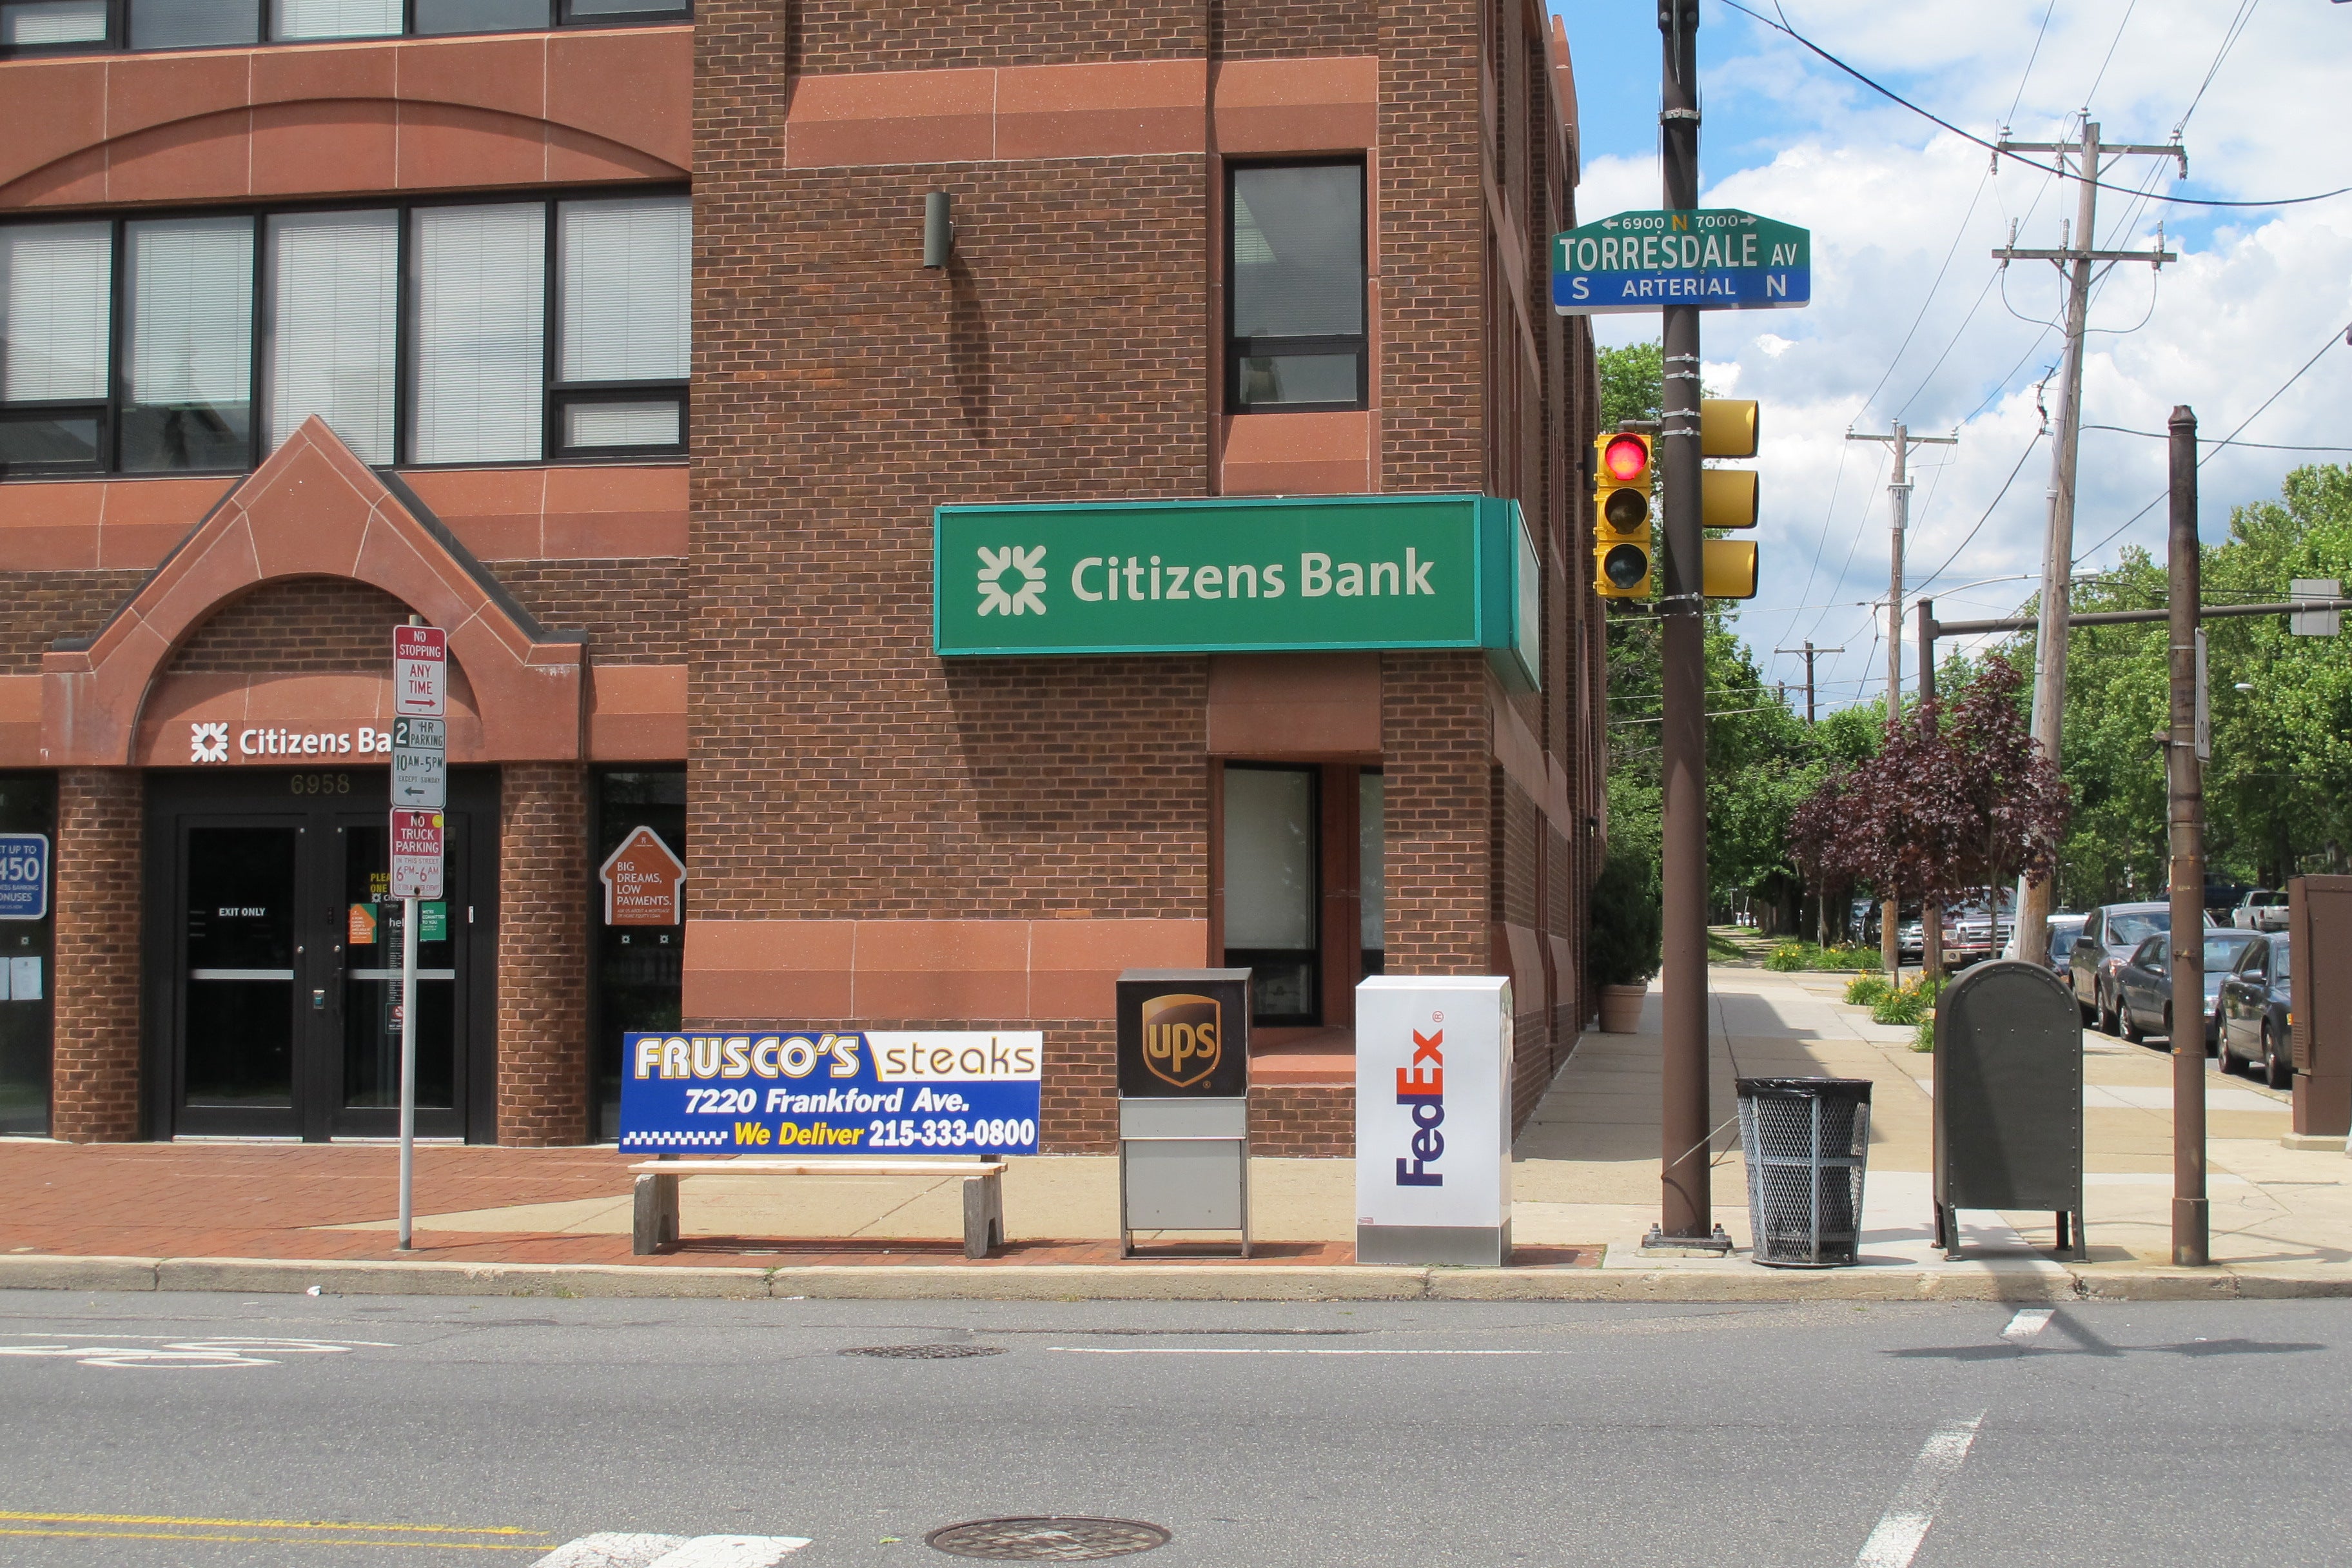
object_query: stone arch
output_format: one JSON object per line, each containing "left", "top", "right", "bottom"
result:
{"left": 41, "top": 416, "right": 582, "bottom": 767}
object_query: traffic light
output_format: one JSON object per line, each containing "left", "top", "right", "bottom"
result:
{"left": 1702, "top": 398, "right": 1759, "bottom": 599}
{"left": 1592, "top": 430, "right": 1652, "bottom": 599}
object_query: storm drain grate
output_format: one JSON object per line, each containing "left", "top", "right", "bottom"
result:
{"left": 925, "top": 1517, "right": 1170, "bottom": 1561}
{"left": 839, "top": 1344, "right": 1007, "bottom": 1360}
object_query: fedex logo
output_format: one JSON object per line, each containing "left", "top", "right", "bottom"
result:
{"left": 1395, "top": 1027, "right": 1444, "bottom": 1187}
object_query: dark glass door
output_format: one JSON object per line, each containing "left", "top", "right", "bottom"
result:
{"left": 150, "top": 770, "right": 494, "bottom": 1142}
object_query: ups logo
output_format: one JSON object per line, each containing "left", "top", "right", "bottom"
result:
{"left": 1140, "top": 994, "right": 1222, "bottom": 1089}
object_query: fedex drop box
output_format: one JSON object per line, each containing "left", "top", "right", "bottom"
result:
{"left": 1354, "top": 975, "right": 1513, "bottom": 1266}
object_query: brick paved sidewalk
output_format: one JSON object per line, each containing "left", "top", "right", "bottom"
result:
{"left": 0, "top": 1142, "right": 1596, "bottom": 1271}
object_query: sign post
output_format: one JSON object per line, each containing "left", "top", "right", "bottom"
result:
{"left": 390, "top": 622, "right": 446, "bottom": 1251}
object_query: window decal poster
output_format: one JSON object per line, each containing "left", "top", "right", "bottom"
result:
{"left": 619, "top": 1030, "right": 1043, "bottom": 1153}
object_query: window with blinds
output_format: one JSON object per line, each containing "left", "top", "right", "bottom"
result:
{"left": 0, "top": 191, "right": 688, "bottom": 477}
{"left": 266, "top": 210, "right": 398, "bottom": 463}
{"left": 410, "top": 202, "right": 547, "bottom": 466}
{"left": 0, "top": 221, "right": 112, "bottom": 471}
{"left": 2, "top": 0, "right": 685, "bottom": 53}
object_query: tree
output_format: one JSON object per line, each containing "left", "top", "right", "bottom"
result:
{"left": 1942, "top": 653, "right": 2069, "bottom": 915}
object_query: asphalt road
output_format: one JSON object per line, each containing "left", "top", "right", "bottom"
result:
{"left": 1, "top": 1289, "right": 2346, "bottom": 1567}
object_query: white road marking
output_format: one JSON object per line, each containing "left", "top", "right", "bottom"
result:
{"left": 1852, "top": 1412, "right": 1986, "bottom": 1568}
{"left": 533, "top": 1536, "right": 810, "bottom": 1568}
{"left": 0, "top": 1337, "right": 383, "bottom": 1369}
{"left": 2001, "top": 1309, "right": 2054, "bottom": 1342}
{"left": 1047, "top": 1346, "right": 1550, "bottom": 1356}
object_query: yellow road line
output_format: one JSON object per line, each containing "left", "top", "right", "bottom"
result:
{"left": 0, "top": 1510, "right": 543, "bottom": 1536}
{"left": 0, "top": 1527, "right": 547, "bottom": 1550}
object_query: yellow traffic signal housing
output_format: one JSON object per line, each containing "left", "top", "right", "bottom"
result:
{"left": 1701, "top": 469, "right": 1757, "bottom": 529}
{"left": 1703, "top": 540, "right": 1758, "bottom": 600}
{"left": 1700, "top": 398, "right": 1758, "bottom": 458}
{"left": 1591, "top": 431, "right": 1653, "bottom": 599}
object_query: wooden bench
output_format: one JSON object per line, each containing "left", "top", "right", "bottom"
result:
{"left": 628, "top": 1159, "right": 1006, "bottom": 1259}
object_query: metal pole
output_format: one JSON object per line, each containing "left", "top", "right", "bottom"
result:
{"left": 1803, "top": 643, "right": 1816, "bottom": 723}
{"left": 2016, "top": 119, "right": 2102, "bottom": 965}
{"left": 1882, "top": 425, "right": 1909, "bottom": 981}
{"left": 1917, "top": 598, "right": 1943, "bottom": 979}
{"left": 1652, "top": 0, "right": 1717, "bottom": 1249}
{"left": 2167, "top": 405, "right": 2209, "bottom": 1267}
{"left": 398, "top": 890, "right": 416, "bottom": 1251}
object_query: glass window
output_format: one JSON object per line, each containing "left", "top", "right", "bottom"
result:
{"left": 0, "top": 774, "right": 56, "bottom": 1137}
{"left": 591, "top": 769, "right": 685, "bottom": 1143}
{"left": 2108, "top": 910, "right": 2170, "bottom": 948}
{"left": 410, "top": 202, "right": 546, "bottom": 465}
{"left": 1227, "top": 162, "right": 1366, "bottom": 413}
{"left": 1, "top": 0, "right": 108, "bottom": 45}
{"left": 1359, "top": 770, "right": 1384, "bottom": 978}
{"left": 266, "top": 209, "right": 398, "bottom": 462}
{"left": 567, "top": 0, "right": 687, "bottom": 15}
{"left": 556, "top": 195, "right": 689, "bottom": 453}
{"left": 128, "top": 0, "right": 259, "bottom": 48}
{"left": 411, "top": 0, "right": 545, "bottom": 30}
{"left": 121, "top": 215, "right": 254, "bottom": 472}
{"left": 0, "top": 221, "right": 111, "bottom": 473}
{"left": 272, "top": 0, "right": 398, "bottom": 38}
{"left": 1224, "top": 764, "right": 1318, "bottom": 1024}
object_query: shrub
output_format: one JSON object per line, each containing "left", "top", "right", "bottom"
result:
{"left": 1844, "top": 974, "right": 1892, "bottom": 1007}
{"left": 1871, "top": 977, "right": 1939, "bottom": 1026}
{"left": 1763, "top": 941, "right": 1809, "bottom": 972}
{"left": 1815, "top": 944, "right": 1885, "bottom": 973}
{"left": 1587, "top": 844, "right": 1663, "bottom": 988}
{"left": 1911, "top": 1015, "right": 1937, "bottom": 1054}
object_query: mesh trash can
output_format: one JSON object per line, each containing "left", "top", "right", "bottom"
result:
{"left": 1736, "top": 1077, "right": 1873, "bottom": 1268}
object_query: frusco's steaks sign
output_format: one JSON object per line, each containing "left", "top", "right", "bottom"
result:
{"left": 933, "top": 494, "right": 1539, "bottom": 691}
{"left": 619, "top": 1030, "right": 1044, "bottom": 1154}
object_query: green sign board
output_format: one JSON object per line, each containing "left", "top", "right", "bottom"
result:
{"left": 934, "top": 494, "right": 1537, "bottom": 690}
{"left": 1551, "top": 207, "right": 1810, "bottom": 315}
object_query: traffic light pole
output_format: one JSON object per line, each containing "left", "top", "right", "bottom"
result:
{"left": 1649, "top": 0, "right": 1723, "bottom": 1251}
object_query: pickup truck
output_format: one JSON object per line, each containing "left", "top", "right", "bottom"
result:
{"left": 2231, "top": 890, "right": 2290, "bottom": 933}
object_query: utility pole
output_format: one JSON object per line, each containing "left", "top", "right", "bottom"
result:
{"left": 1774, "top": 640, "right": 1844, "bottom": 725}
{"left": 1997, "top": 119, "right": 2184, "bottom": 963}
{"left": 1645, "top": 0, "right": 1726, "bottom": 1255}
{"left": 1847, "top": 422, "right": 1956, "bottom": 977}
{"left": 2166, "top": 406, "right": 2210, "bottom": 1268}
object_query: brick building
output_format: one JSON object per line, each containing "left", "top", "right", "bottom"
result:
{"left": 0, "top": 0, "right": 1607, "bottom": 1154}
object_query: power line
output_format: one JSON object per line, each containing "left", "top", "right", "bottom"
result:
{"left": 2081, "top": 424, "right": 2352, "bottom": 453}
{"left": 2178, "top": 0, "right": 2262, "bottom": 135}
{"left": 2081, "top": 0, "right": 2139, "bottom": 112}
{"left": 2006, "top": 0, "right": 2057, "bottom": 125}
{"left": 1908, "top": 429, "right": 2050, "bottom": 596}
{"left": 1727, "top": 0, "right": 2352, "bottom": 209}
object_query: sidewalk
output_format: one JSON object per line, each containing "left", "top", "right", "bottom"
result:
{"left": 3, "top": 966, "right": 2347, "bottom": 1300}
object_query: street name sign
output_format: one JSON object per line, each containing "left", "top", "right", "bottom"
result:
{"left": 393, "top": 626, "right": 447, "bottom": 717}
{"left": 1552, "top": 208, "right": 1811, "bottom": 315}
{"left": 389, "top": 809, "right": 444, "bottom": 899}
{"left": 390, "top": 716, "right": 447, "bottom": 810}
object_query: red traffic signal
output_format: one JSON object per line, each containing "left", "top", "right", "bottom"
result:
{"left": 1602, "top": 433, "right": 1651, "bottom": 484}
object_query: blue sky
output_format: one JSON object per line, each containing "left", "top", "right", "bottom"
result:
{"left": 1545, "top": 1, "right": 2352, "bottom": 712}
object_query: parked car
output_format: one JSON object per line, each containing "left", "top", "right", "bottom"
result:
{"left": 2230, "top": 889, "right": 2291, "bottom": 933}
{"left": 2070, "top": 901, "right": 2215, "bottom": 1032}
{"left": 2112, "top": 928, "right": 2260, "bottom": 1046}
{"left": 2043, "top": 914, "right": 2088, "bottom": 979}
{"left": 2219, "top": 932, "right": 2295, "bottom": 1088}
{"left": 1947, "top": 903, "right": 2014, "bottom": 965}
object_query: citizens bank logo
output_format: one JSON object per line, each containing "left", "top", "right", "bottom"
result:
{"left": 976, "top": 545, "right": 1048, "bottom": 616}
{"left": 190, "top": 722, "right": 229, "bottom": 763}
{"left": 1140, "top": 993, "right": 1222, "bottom": 1089}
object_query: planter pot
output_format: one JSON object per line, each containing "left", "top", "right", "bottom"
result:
{"left": 1597, "top": 983, "right": 1648, "bottom": 1034}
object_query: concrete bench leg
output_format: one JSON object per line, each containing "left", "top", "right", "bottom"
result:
{"left": 633, "top": 1172, "right": 680, "bottom": 1256}
{"left": 962, "top": 1170, "right": 1004, "bottom": 1259}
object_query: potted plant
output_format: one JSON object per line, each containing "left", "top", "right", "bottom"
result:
{"left": 1588, "top": 844, "right": 1662, "bottom": 1032}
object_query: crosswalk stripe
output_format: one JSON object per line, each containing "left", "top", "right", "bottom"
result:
{"left": 534, "top": 1534, "right": 811, "bottom": 1568}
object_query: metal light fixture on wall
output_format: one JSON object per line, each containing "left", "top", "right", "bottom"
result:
{"left": 923, "top": 191, "right": 954, "bottom": 268}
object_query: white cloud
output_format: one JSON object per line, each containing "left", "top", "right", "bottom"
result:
{"left": 1559, "top": 0, "right": 2352, "bottom": 707}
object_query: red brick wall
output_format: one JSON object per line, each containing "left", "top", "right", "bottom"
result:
{"left": 496, "top": 763, "right": 591, "bottom": 1145}
{"left": 168, "top": 579, "right": 415, "bottom": 674}
{"left": 493, "top": 562, "right": 691, "bottom": 664}
{"left": 51, "top": 769, "right": 142, "bottom": 1142}
{"left": 789, "top": 0, "right": 1205, "bottom": 70}
{"left": 1213, "top": 0, "right": 1377, "bottom": 57}
{"left": 0, "top": 571, "right": 152, "bottom": 672}
{"left": 1380, "top": 652, "right": 1491, "bottom": 975}
{"left": 1251, "top": 1083, "right": 1353, "bottom": 1157}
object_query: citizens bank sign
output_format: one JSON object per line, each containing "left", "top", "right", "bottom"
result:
{"left": 935, "top": 494, "right": 1540, "bottom": 691}
{"left": 188, "top": 721, "right": 397, "bottom": 763}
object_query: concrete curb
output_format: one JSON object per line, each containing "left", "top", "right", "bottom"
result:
{"left": 8, "top": 1253, "right": 2352, "bottom": 1302}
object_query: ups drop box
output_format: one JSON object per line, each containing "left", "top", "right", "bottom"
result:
{"left": 1355, "top": 975, "right": 1513, "bottom": 1266}
{"left": 1116, "top": 969, "right": 1250, "bottom": 1097}
{"left": 1115, "top": 968, "right": 1251, "bottom": 1256}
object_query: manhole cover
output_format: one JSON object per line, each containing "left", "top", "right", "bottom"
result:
{"left": 925, "top": 1517, "right": 1170, "bottom": 1561}
{"left": 839, "top": 1344, "right": 1006, "bottom": 1360}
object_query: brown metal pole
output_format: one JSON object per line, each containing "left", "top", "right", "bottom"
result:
{"left": 1653, "top": 0, "right": 1716, "bottom": 1247}
{"left": 2168, "top": 404, "right": 2210, "bottom": 1267}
